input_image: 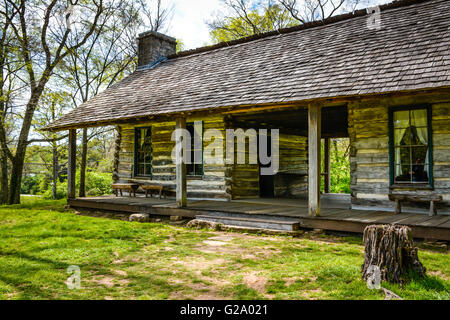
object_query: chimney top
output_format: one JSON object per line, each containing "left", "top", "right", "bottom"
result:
{"left": 137, "top": 31, "right": 177, "bottom": 70}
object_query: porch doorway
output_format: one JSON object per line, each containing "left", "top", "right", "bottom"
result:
{"left": 230, "top": 105, "right": 349, "bottom": 200}
{"left": 322, "top": 138, "right": 351, "bottom": 195}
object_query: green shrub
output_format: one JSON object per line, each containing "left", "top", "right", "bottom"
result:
{"left": 21, "top": 175, "right": 43, "bottom": 195}
{"left": 40, "top": 170, "right": 113, "bottom": 200}
{"left": 87, "top": 188, "right": 102, "bottom": 197}
{"left": 77, "top": 171, "right": 113, "bottom": 195}
{"left": 41, "top": 181, "right": 68, "bottom": 200}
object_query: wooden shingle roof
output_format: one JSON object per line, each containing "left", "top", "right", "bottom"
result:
{"left": 47, "top": 0, "right": 450, "bottom": 131}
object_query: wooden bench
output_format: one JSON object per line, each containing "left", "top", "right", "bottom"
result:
{"left": 112, "top": 183, "right": 139, "bottom": 197}
{"left": 140, "top": 185, "right": 165, "bottom": 199}
{"left": 389, "top": 194, "right": 443, "bottom": 216}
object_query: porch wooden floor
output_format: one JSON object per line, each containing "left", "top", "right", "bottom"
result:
{"left": 68, "top": 196, "right": 450, "bottom": 241}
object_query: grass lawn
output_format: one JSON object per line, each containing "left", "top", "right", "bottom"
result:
{"left": 0, "top": 197, "right": 448, "bottom": 300}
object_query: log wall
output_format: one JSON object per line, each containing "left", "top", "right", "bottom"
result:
{"left": 274, "top": 134, "right": 308, "bottom": 198}
{"left": 231, "top": 131, "right": 308, "bottom": 199}
{"left": 117, "top": 115, "right": 231, "bottom": 200}
{"left": 349, "top": 92, "right": 450, "bottom": 213}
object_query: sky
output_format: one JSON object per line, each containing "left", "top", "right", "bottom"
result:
{"left": 164, "top": 0, "right": 391, "bottom": 50}
{"left": 167, "top": 0, "right": 223, "bottom": 50}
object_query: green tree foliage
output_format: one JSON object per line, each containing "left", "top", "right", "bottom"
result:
{"left": 209, "top": 0, "right": 368, "bottom": 43}
{"left": 209, "top": 1, "right": 297, "bottom": 43}
{"left": 22, "top": 170, "right": 113, "bottom": 200}
{"left": 322, "top": 138, "right": 350, "bottom": 194}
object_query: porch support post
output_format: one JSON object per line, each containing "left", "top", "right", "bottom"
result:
{"left": 308, "top": 103, "right": 322, "bottom": 217}
{"left": 175, "top": 118, "right": 187, "bottom": 208}
{"left": 68, "top": 129, "right": 77, "bottom": 199}
{"left": 324, "top": 138, "right": 331, "bottom": 194}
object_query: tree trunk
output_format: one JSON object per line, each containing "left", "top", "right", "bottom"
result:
{"left": 0, "top": 150, "right": 8, "bottom": 204}
{"left": 79, "top": 128, "right": 88, "bottom": 197}
{"left": 361, "top": 225, "right": 426, "bottom": 284}
{"left": 8, "top": 154, "right": 24, "bottom": 204}
{"left": 52, "top": 144, "right": 58, "bottom": 200}
{"left": 8, "top": 91, "right": 43, "bottom": 204}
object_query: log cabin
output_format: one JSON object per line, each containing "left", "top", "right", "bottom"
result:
{"left": 46, "top": 0, "right": 450, "bottom": 239}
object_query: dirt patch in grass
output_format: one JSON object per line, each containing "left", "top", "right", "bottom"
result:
{"left": 168, "top": 278, "right": 232, "bottom": 300}
{"left": 429, "top": 270, "right": 450, "bottom": 281}
{"left": 173, "top": 257, "right": 227, "bottom": 271}
{"left": 89, "top": 273, "right": 130, "bottom": 289}
{"left": 285, "top": 277, "right": 299, "bottom": 287}
{"left": 112, "top": 270, "right": 128, "bottom": 277}
{"left": 195, "top": 240, "right": 281, "bottom": 260}
{"left": 300, "top": 288, "right": 326, "bottom": 300}
{"left": 91, "top": 276, "right": 115, "bottom": 288}
{"left": 243, "top": 271, "right": 268, "bottom": 294}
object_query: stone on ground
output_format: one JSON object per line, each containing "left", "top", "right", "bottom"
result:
{"left": 129, "top": 213, "right": 150, "bottom": 223}
{"left": 187, "top": 219, "right": 221, "bottom": 230}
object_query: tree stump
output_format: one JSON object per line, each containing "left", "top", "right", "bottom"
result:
{"left": 361, "top": 225, "right": 426, "bottom": 284}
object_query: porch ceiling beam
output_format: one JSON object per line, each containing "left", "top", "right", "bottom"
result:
{"left": 175, "top": 118, "right": 187, "bottom": 208}
{"left": 308, "top": 103, "right": 322, "bottom": 217}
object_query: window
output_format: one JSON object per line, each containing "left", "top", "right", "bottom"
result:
{"left": 389, "top": 106, "right": 432, "bottom": 186}
{"left": 187, "top": 122, "right": 203, "bottom": 177}
{"left": 134, "top": 127, "right": 152, "bottom": 177}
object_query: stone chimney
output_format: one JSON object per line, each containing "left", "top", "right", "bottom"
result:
{"left": 137, "top": 31, "right": 177, "bottom": 70}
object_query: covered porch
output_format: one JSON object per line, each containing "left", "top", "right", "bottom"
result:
{"left": 65, "top": 103, "right": 336, "bottom": 217}
{"left": 68, "top": 195, "right": 450, "bottom": 241}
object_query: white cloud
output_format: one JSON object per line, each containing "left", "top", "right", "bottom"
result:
{"left": 167, "top": 0, "right": 222, "bottom": 50}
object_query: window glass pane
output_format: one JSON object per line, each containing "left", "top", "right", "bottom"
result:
{"left": 391, "top": 107, "right": 430, "bottom": 185}
{"left": 187, "top": 122, "right": 203, "bottom": 176}
{"left": 395, "top": 147, "right": 411, "bottom": 165}
{"left": 135, "top": 130, "right": 141, "bottom": 148}
{"left": 142, "top": 129, "right": 151, "bottom": 149}
{"left": 411, "top": 162, "right": 428, "bottom": 182}
{"left": 412, "top": 146, "right": 427, "bottom": 164}
{"left": 135, "top": 128, "right": 152, "bottom": 176}
{"left": 193, "top": 122, "right": 203, "bottom": 142}
{"left": 187, "top": 164, "right": 194, "bottom": 176}
{"left": 411, "top": 109, "right": 427, "bottom": 127}
{"left": 393, "top": 110, "right": 409, "bottom": 128}
{"left": 394, "top": 128, "right": 408, "bottom": 145}
{"left": 412, "top": 126, "right": 428, "bottom": 145}
{"left": 395, "top": 165, "right": 411, "bottom": 182}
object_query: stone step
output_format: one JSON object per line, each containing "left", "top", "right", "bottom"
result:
{"left": 195, "top": 214, "right": 301, "bottom": 231}
{"left": 198, "top": 211, "right": 301, "bottom": 222}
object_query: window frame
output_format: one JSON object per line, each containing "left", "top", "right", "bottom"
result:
{"left": 388, "top": 104, "right": 433, "bottom": 189}
{"left": 133, "top": 126, "right": 153, "bottom": 179}
{"left": 186, "top": 121, "right": 204, "bottom": 178}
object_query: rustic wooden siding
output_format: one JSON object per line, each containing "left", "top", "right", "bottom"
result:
{"left": 117, "top": 115, "right": 231, "bottom": 200}
{"left": 274, "top": 134, "right": 308, "bottom": 198}
{"left": 231, "top": 132, "right": 307, "bottom": 199}
{"left": 231, "top": 127, "right": 259, "bottom": 199}
{"left": 349, "top": 92, "right": 450, "bottom": 213}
